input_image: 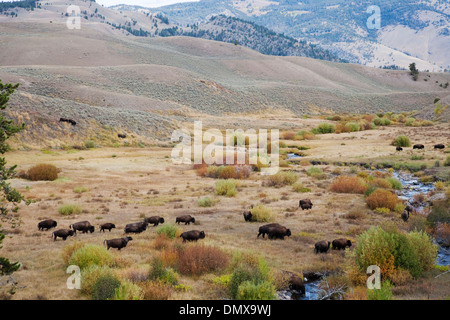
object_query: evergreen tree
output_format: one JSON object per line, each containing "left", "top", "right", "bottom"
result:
{"left": 409, "top": 63, "right": 419, "bottom": 81}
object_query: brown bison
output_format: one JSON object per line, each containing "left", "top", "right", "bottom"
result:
{"left": 434, "top": 144, "right": 445, "bottom": 150}
{"left": 299, "top": 199, "right": 313, "bottom": 210}
{"left": 314, "top": 240, "right": 331, "bottom": 254}
{"left": 243, "top": 211, "right": 253, "bottom": 222}
{"left": 100, "top": 223, "right": 116, "bottom": 232}
{"left": 144, "top": 216, "right": 165, "bottom": 226}
{"left": 180, "top": 230, "right": 205, "bottom": 243}
{"left": 257, "top": 223, "right": 281, "bottom": 238}
{"left": 401, "top": 211, "right": 410, "bottom": 222}
{"left": 118, "top": 133, "right": 127, "bottom": 139}
{"left": 38, "top": 219, "right": 57, "bottom": 231}
{"left": 396, "top": 146, "right": 403, "bottom": 151}
{"left": 267, "top": 225, "right": 291, "bottom": 240}
{"left": 59, "top": 118, "right": 76, "bottom": 126}
{"left": 124, "top": 221, "right": 148, "bottom": 234}
{"left": 70, "top": 221, "right": 95, "bottom": 234}
{"left": 413, "top": 144, "right": 424, "bottom": 150}
{"left": 104, "top": 237, "right": 133, "bottom": 250}
{"left": 332, "top": 238, "right": 352, "bottom": 250}
{"left": 52, "top": 229, "right": 75, "bottom": 241}
{"left": 176, "top": 215, "right": 195, "bottom": 225}
{"left": 284, "top": 271, "right": 305, "bottom": 295}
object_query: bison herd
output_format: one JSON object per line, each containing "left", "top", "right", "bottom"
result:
{"left": 38, "top": 214, "right": 207, "bottom": 250}
{"left": 396, "top": 143, "right": 445, "bottom": 151}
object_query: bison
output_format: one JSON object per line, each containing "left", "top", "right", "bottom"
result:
{"left": 401, "top": 211, "right": 410, "bottom": 222}
{"left": 144, "top": 216, "right": 165, "bottom": 226}
{"left": 52, "top": 229, "right": 74, "bottom": 241}
{"left": 299, "top": 199, "right": 313, "bottom": 210}
{"left": 396, "top": 146, "right": 403, "bottom": 151}
{"left": 180, "top": 230, "right": 205, "bottom": 243}
{"left": 243, "top": 211, "right": 253, "bottom": 222}
{"left": 118, "top": 133, "right": 127, "bottom": 139}
{"left": 59, "top": 118, "right": 76, "bottom": 126}
{"left": 267, "top": 225, "right": 291, "bottom": 240}
{"left": 434, "top": 144, "right": 445, "bottom": 150}
{"left": 176, "top": 215, "right": 195, "bottom": 225}
{"left": 314, "top": 240, "right": 331, "bottom": 254}
{"left": 257, "top": 223, "right": 281, "bottom": 238}
{"left": 100, "top": 223, "right": 116, "bottom": 232}
{"left": 124, "top": 221, "right": 148, "bottom": 234}
{"left": 38, "top": 219, "right": 57, "bottom": 231}
{"left": 413, "top": 144, "right": 424, "bottom": 150}
{"left": 104, "top": 237, "right": 133, "bottom": 250}
{"left": 332, "top": 238, "right": 352, "bottom": 250}
{"left": 70, "top": 221, "right": 95, "bottom": 234}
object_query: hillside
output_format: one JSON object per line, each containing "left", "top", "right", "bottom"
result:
{"left": 155, "top": 0, "right": 450, "bottom": 71}
{"left": 0, "top": 2, "right": 449, "bottom": 148}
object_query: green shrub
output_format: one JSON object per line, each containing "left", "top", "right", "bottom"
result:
{"left": 393, "top": 135, "right": 411, "bottom": 147}
{"left": 312, "top": 123, "right": 335, "bottom": 134}
{"left": 74, "top": 187, "right": 88, "bottom": 193}
{"left": 306, "top": 167, "right": 325, "bottom": 179}
{"left": 113, "top": 280, "right": 144, "bottom": 300}
{"left": 405, "top": 118, "right": 416, "bottom": 126}
{"left": 149, "top": 257, "right": 179, "bottom": 285}
{"left": 58, "top": 204, "right": 82, "bottom": 215}
{"left": 26, "top": 164, "right": 59, "bottom": 181}
{"left": 68, "top": 244, "right": 114, "bottom": 270}
{"left": 198, "top": 197, "right": 213, "bottom": 207}
{"left": 236, "top": 281, "right": 276, "bottom": 300}
{"left": 156, "top": 224, "right": 182, "bottom": 239}
{"left": 266, "top": 171, "right": 298, "bottom": 187}
{"left": 292, "top": 182, "right": 311, "bottom": 193}
{"left": 426, "top": 201, "right": 450, "bottom": 228}
{"left": 215, "top": 179, "right": 237, "bottom": 197}
{"left": 367, "top": 280, "right": 393, "bottom": 300}
{"left": 251, "top": 205, "right": 276, "bottom": 222}
{"left": 80, "top": 265, "right": 114, "bottom": 295}
{"left": 91, "top": 274, "right": 121, "bottom": 300}
{"left": 386, "top": 177, "right": 402, "bottom": 190}
{"left": 444, "top": 156, "right": 450, "bottom": 167}
{"left": 85, "top": 140, "right": 95, "bottom": 149}
{"left": 345, "top": 122, "right": 361, "bottom": 132}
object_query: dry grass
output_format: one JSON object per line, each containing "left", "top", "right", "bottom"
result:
{"left": 330, "top": 176, "right": 367, "bottom": 194}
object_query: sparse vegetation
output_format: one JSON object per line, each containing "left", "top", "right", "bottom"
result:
{"left": 58, "top": 204, "right": 82, "bottom": 215}
{"left": 215, "top": 179, "right": 237, "bottom": 197}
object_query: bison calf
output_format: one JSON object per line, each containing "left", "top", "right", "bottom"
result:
{"left": 401, "top": 211, "right": 410, "bottom": 222}
{"left": 176, "top": 215, "right": 195, "bottom": 225}
{"left": 104, "top": 237, "right": 133, "bottom": 250}
{"left": 38, "top": 219, "right": 57, "bottom": 231}
{"left": 332, "top": 238, "right": 352, "bottom": 250}
{"left": 299, "top": 199, "right": 313, "bottom": 210}
{"left": 314, "top": 240, "right": 331, "bottom": 254}
{"left": 144, "top": 216, "right": 165, "bottom": 226}
{"left": 100, "top": 223, "right": 116, "bottom": 232}
{"left": 396, "top": 146, "right": 403, "bottom": 151}
{"left": 53, "top": 229, "right": 74, "bottom": 241}
{"left": 180, "top": 230, "right": 205, "bottom": 243}
{"left": 243, "top": 211, "right": 253, "bottom": 222}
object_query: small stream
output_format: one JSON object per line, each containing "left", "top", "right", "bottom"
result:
{"left": 279, "top": 169, "right": 448, "bottom": 300}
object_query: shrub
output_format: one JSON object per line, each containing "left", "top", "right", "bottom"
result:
{"left": 393, "top": 135, "right": 411, "bottom": 147}
{"left": 312, "top": 123, "right": 335, "bottom": 134}
{"left": 444, "top": 156, "right": 450, "bottom": 167}
{"left": 74, "top": 186, "right": 88, "bottom": 193}
{"left": 229, "top": 252, "right": 274, "bottom": 300}
{"left": 251, "top": 205, "right": 276, "bottom": 222}
{"left": 80, "top": 265, "right": 114, "bottom": 295}
{"left": 367, "top": 280, "right": 393, "bottom": 300}
{"left": 372, "top": 178, "right": 392, "bottom": 189}
{"left": 218, "top": 166, "right": 237, "bottom": 179}
{"left": 386, "top": 177, "right": 403, "bottom": 190}
{"left": 177, "top": 244, "right": 230, "bottom": 276}
{"left": 26, "top": 164, "right": 59, "bottom": 181}
{"left": 292, "top": 182, "right": 311, "bottom": 193}
{"left": 68, "top": 244, "right": 115, "bottom": 270}
{"left": 198, "top": 197, "right": 213, "bottom": 207}
{"left": 113, "top": 280, "right": 144, "bottom": 300}
{"left": 366, "top": 189, "right": 399, "bottom": 211}
{"left": 91, "top": 274, "right": 121, "bottom": 300}
{"left": 62, "top": 241, "right": 86, "bottom": 265}
{"left": 149, "top": 257, "right": 179, "bottom": 285}
{"left": 58, "top": 204, "right": 82, "bottom": 215}
{"left": 345, "top": 122, "right": 361, "bottom": 132}
{"left": 236, "top": 280, "right": 276, "bottom": 300}
{"left": 266, "top": 171, "right": 298, "bottom": 187}
{"left": 139, "top": 281, "right": 172, "bottom": 300}
{"left": 215, "top": 179, "right": 237, "bottom": 197}
{"left": 330, "top": 176, "right": 367, "bottom": 194}
{"left": 85, "top": 140, "right": 95, "bottom": 149}
{"left": 156, "top": 224, "right": 182, "bottom": 240}
{"left": 306, "top": 167, "right": 325, "bottom": 179}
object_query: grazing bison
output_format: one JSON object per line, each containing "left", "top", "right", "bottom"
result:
{"left": 257, "top": 223, "right": 281, "bottom": 238}
{"left": 70, "top": 221, "right": 95, "bottom": 234}
{"left": 332, "top": 238, "right": 352, "bottom": 250}
{"left": 284, "top": 271, "right": 305, "bottom": 295}
{"left": 100, "top": 223, "right": 116, "bottom": 232}
{"left": 144, "top": 216, "right": 165, "bottom": 226}
{"left": 38, "top": 219, "right": 57, "bottom": 231}
{"left": 176, "top": 215, "right": 195, "bottom": 225}
{"left": 124, "top": 221, "right": 148, "bottom": 234}
{"left": 314, "top": 240, "right": 331, "bottom": 254}
{"left": 118, "top": 133, "right": 127, "bottom": 139}
{"left": 59, "top": 118, "right": 76, "bottom": 126}
{"left": 104, "top": 237, "right": 133, "bottom": 250}
{"left": 243, "top": 211, "right": 253, "bottom": 222}
{"left": 405, "top": 205, "right": 414, "bottom": 214}
{"left": 401, "top": 211, "right": 410, "bottom": 222}
{"left": 180, "top": 230, "right": 205, "bottom": 243}
{"left": 396, "top": 146, "right": 403, "bottom": 151}
{"left": 413, "top": 144, "right": 424, "bottom": 150}
{"left": 52, "top": 229, "right": 74, "bottom": 241}
{"left": 434, "top": 144, "right": 445, "bottom": 150}
{"left": 267, "top": 225, "right": 291, "bottom": 240}
{"left": 299, "top": 199, "right": 313, "bottom": 210}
